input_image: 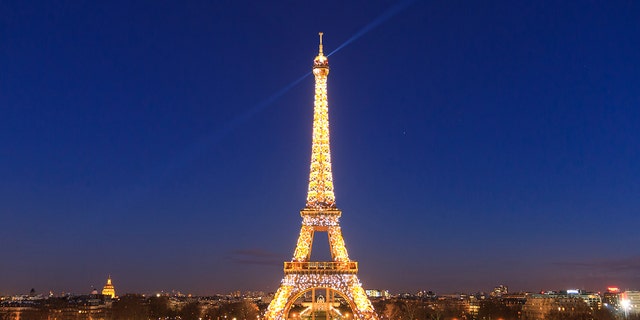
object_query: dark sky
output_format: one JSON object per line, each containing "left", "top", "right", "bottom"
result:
{"left": 1, "top": 0, "right": 639, "bottom": 296}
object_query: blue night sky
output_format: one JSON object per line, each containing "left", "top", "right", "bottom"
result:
{"left": 1, "top": 1, "right": 639, "bottom": 296}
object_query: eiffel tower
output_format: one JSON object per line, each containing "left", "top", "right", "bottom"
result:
{"left": 264, "top": 33, "right": 377, "bottom": 320}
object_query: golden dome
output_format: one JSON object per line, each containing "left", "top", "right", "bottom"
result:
{"left": 101, "top": 275, "right": 116, "bottom": 298}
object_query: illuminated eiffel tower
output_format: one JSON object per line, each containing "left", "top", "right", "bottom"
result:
{"left": 264, "top": 33, "right": 377, "bottom": 320}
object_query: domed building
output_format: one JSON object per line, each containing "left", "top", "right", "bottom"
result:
{"left": 101, "top": 276, "right": 116, "bottom": 298}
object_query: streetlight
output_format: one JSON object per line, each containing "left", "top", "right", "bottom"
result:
{"left": 621, "top": 299, "right": 631, "bottom": 319}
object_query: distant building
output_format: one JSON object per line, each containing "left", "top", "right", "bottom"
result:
{"left": 416, "top": 290, "right": 436, "bottom": 299}
{"left": 522, "top": 291, "right": 601, "bottom": 320}
{"left": 571, "top": 291, "right": 601, "bottom": 309}
{"left": 365, "top": 289, "right": 390, "bottom": 299}
{"left": 603, "top": 287, "right": 620, "bottom": 308}
{"left": 621, "top": 291, "right": 640, "bottom": 315}
{"left": 101, "top": 276, "right": 116, "bottom": 299}
{"left": 491, "top": 285, "right": 508, "bottom": 297}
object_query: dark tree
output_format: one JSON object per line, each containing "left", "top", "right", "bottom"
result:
{"left": 402, "top": 300, "right": 427, "bottom": 320}
{"left": 179, "top": 301, "right": 202, "bottom": 320}
{"left": 436, "top": 299, "right": 467, "bottom": 320}
{"left": 14, "top": 308, "right": 47, "bottom": 320}
{"left": 203, "top": 304, "right": 221, "bottom": 320}
{"left": 591, "top": 307, "right": 616, "bottom": 320}
{"left": 111, "top": 294, "right": 149, "bottom": 320}
{"left": 382, "top": 299, "right": 404, "bottom": 320}
{"left": 545, "top": 300, "right": 591, "bottom": 320}
{"left": 149, "top": 296, "right": 174, "bottom": 319}
{"left": 216, "top": 300, "right": 259, "bottom": 320}
{"left": 478, "top": 299, "right": 520, "bottom": 320}
{"left": 372, "top": 299, "right": 388, "bottom": 320}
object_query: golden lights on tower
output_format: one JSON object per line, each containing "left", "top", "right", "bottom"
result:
{"left": 265, "top": 33, "right": 377, "bottom": 320}
{"left": 306, "top": 32, "right": 335, "bottom": 209}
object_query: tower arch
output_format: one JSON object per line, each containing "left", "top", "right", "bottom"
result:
{"left": 284, "top": 287, "right": 359, "bottom": 320}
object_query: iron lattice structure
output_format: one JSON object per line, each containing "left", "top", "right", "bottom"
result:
{"left": 264, "top": 33, "right": 377, "bottom": 320}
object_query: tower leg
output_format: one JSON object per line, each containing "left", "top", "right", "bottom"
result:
{"left": 327, "top": 226, "right": 349, "bottom": 261}
{"left": 293, "top": 225, "right": 315, "bottom": 261}
{"left": 266, "top": 284, "right": 294, "bottom": 320}
{"left": 346, "top": 277, "right": 377, "bottom": 320}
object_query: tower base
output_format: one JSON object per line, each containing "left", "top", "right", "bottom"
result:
{"left": 265, "top": 274, "right": 377, "bottom": 320}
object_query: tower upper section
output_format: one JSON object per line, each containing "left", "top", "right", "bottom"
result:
{"left": 313, "top": 33, "right": 329, "bottom": 76}
{"left": 306, "top": 32, "right": 335, "bottom": 209}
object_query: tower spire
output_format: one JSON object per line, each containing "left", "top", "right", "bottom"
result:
{"left": 307, "top": 32, "right": 334, "bottom": 209}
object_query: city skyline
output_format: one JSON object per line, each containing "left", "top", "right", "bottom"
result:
{"left": 2, "top": 1, "right": 640, "bottom": 296}
{"left": 0, "top": 274, "right": 632, "bottom": 297}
